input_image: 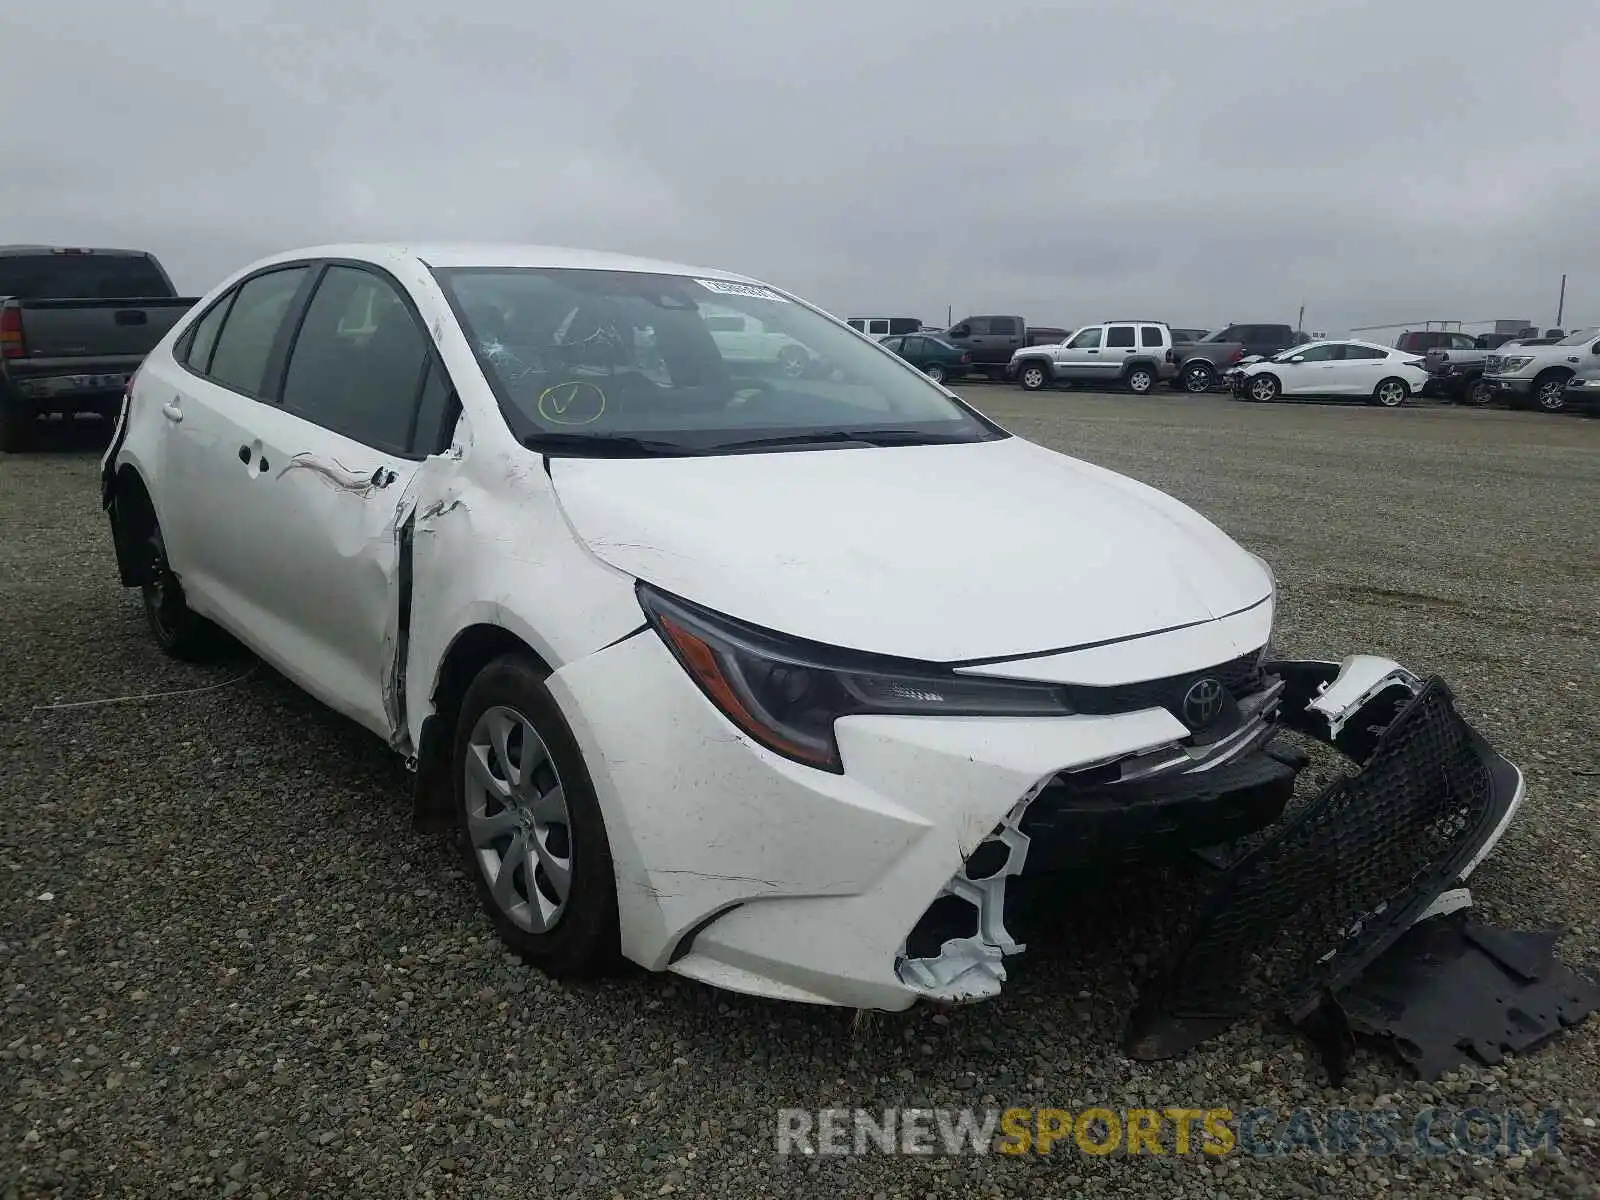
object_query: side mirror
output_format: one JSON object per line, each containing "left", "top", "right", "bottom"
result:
{"left": 950, "top": 326, "right": 970, "bottom": 337}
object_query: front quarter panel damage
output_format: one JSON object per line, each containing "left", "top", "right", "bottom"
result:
{"left": 388, "top": 419, "right": 647, "bottom": 759}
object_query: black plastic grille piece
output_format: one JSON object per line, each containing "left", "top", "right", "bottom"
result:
{"left": 1057, "top": 647, "right": 1266, "bottom": 724}
{"left": 1126, "top": 677, "right": 1511, "bottom": 1059}
{"left": 1018, "top": 745, "right": 1297, "bottom": 872}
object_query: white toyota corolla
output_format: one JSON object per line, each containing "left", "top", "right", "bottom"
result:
{"left": 101, "top": 245, "right": 1522, "bottom": 1029}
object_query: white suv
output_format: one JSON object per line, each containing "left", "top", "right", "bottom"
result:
{"left": 1006, "top": 321, "right": 1177, "bottom": 393}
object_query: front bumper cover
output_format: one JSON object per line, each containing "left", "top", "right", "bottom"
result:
{"left": 896, "top": 654, "right": 1530, "bottom": 1059}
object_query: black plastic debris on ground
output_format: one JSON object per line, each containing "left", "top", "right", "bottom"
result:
{"left": 1125, "top": 670, "right": 1518, "bottom": 1060}
{"left": 1301, "top": 913, "right": 1600, "bottom": 1083}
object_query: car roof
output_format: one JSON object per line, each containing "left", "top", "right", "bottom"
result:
{"left": 241, "top": 242, "right": 763, "bottom": 285}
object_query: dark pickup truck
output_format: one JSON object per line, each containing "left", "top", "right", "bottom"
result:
{"left": 0, "top": 246, "right": 198, "bottom": 452}
{"left": 940, "top": 315, "right": 1069, "bottom": 380}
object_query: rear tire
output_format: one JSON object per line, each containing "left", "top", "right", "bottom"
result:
{"left": 0, "top": 398, "right": 35, "bottom": 454}
{"left": 454, "top": 654, "right": 621, "bottom": 978}
{"left": 1180, "top": 361, "right": 1216, "bottom": 394}
{"left": 140, "top": 519, "right": 223, "bottom": 662}
{"left": 1018, "top": 362, "right": 1050, "bottom": 391}
{"left": 1464, "top": 377, "right": 1493, "bottom": 407}
{"left": 1371, "top": 378, "right": 1409, "bottom": 408}
{"left": 1125, "top": 365, "right": 1155, "bottom": 395}
{"left": 924, "top": 363, "right": 946, "bottom": 384}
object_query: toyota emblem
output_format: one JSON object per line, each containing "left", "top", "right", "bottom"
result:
{"left": 1181, "top": 677, "right": 1226, "bottom": 727}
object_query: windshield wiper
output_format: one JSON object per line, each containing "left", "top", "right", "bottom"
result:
{"left": 522, "top": 432, "right": 699, "bottom": 458}
{"left": 711, "top": 429, "right": 964, "bottom": 451}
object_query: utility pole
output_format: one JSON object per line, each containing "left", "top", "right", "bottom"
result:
{"left": 1556, "top": 274, "right": 1566, "bottom": 327}
{"left": 947, "top": 304, "right": 952, "bottom": 327}
{"left": 1297, "top": 303, "right": 1305, "bottom": 333}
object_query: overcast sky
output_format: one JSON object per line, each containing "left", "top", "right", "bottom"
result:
{"left": 4, "top": 0, "right": 1596, "bottom": 335}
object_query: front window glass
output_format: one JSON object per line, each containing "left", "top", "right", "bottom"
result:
{"left": 434, "top": 268, "right": 1004, "bottom": 454}
{"left": 1068, "top": 326, "right": 1103, "bottom": 349}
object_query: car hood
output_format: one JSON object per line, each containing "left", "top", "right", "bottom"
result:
{"left": 547, "top": 435, "right": 1272, "bottom": 663}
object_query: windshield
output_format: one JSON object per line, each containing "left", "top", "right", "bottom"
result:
{"left": 434, "top": 267, "right": 1004, "bottom": 455}
{"left": 1556, "top": 327, "right": 1598, "bottom": 346}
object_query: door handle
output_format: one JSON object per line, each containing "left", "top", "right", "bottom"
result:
{"left": 370, "top": 466, "right": 398, "bottom": 489}
{"left": 1088, "top": 349, "right": 1100, "bottom": 354}
{"left": 161, "top": 400, "right": 183, "bottom": 423}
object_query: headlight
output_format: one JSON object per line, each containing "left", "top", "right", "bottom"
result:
{"left": 1504, "top": 356, "right": 1532, "bottom": 370}
{"left": 637, "top": 583, "right": 1073, "bottom": 772}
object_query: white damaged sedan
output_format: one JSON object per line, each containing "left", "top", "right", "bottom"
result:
{"left": 101, "top": 245, "right": 1523, "bottom": 1032}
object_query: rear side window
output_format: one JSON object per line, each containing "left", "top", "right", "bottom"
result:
{"left": 1344, "top": 344, "right": 1387, "bottom": 360}
{"left": 279, "top": 265, "right": 430, "bottom": 454}
{"left": 1105, "top": 325, "right": 1136, "bottom": 348}
{"left": 867, "top": 319, "right": 889, "bottom": 335}
{"left": 0, "top": 252, "right": 172, "bottom": 299}
{"left": 988, "top": 317, "right": 1019, "bottom": 335}
{"left": 182, "top": 295, "right": 232, "bottom": 374}
{"left": 206, "top": 267, "right": 308, "bottom": 395}
{"left": 1140, "top": 326, "right": 1164, "bottom": 347}
{"left": 847, "top": 319, "right": 865, "bottom": 332}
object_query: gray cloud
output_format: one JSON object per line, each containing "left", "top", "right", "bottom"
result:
{"left": 4, "top": 0, "right": 1597, "bottom": 336}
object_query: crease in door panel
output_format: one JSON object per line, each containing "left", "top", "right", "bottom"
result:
{"left": 275, "top": 451, "right": 388, "bottom": 496}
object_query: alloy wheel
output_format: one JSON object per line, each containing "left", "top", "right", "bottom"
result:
{"left": 1183, "top": 364, "right": 1214, "bottom": 393}
{"left": 464, "top": 705, "right": 574, "bottom": 934}
{"left": 925, "top": 364, "right": 945, "bottom": 383}
{"left": 1021, "top": 365, "right": 1046, "bottom": 390}
{"left": 1537, "top": 379, "right": 1567, "bottom": 412}
{"left": 1249, "top": 377, "right": 1278, "bottom": 402}
{"left": 1376, "top": 380, "right": 1407, "bottom": 407}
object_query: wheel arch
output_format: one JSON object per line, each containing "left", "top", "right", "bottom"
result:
{"left": 411, "top": 622, "right": 556, "bottom": 831}
{"left": 108, "top": 463, "right": 158, "bottom": 587}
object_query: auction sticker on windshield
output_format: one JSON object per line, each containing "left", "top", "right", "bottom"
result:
{"left": 694, "top": 279, "right": 791, "bottom": 303}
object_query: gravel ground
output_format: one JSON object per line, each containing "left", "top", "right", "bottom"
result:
{"left": 2, "top": 394, "right": 1597, "bottom": 1199}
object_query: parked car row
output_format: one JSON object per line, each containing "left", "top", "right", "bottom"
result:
{"left": 855, "top": 314, "right": 1593, "bottom": 415}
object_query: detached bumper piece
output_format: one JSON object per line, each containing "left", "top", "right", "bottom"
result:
{"left": 1126, "top": 658, "right": 1544, "bottom": 1068}
{"left": 1328, "top": 915, "right": 1600, "bottom": 1082}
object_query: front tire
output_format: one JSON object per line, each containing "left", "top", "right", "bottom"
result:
{"left": 1180, "top": 361, "right": 1216, "bottom": 394}
{"left": 1018, "top": 362, "right": 1050, "bottom": 391}
{"left": 1245, "top": 374, "right": 1281, "bottom": 402}
{"left": 1371, "top": 378, "right": 1409, "bottom": 408}
{"left": 1125, "top": 365, "right": 1155, "bottom": 395}
{"left": 1464, "top": 377, "right": 1493, "bottom": 407}
{"left": 1533, "top": 371, "right": 1570, "bottom": 413}
{"left": 454, "top": 654, "right": 621, "bottom": 978}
